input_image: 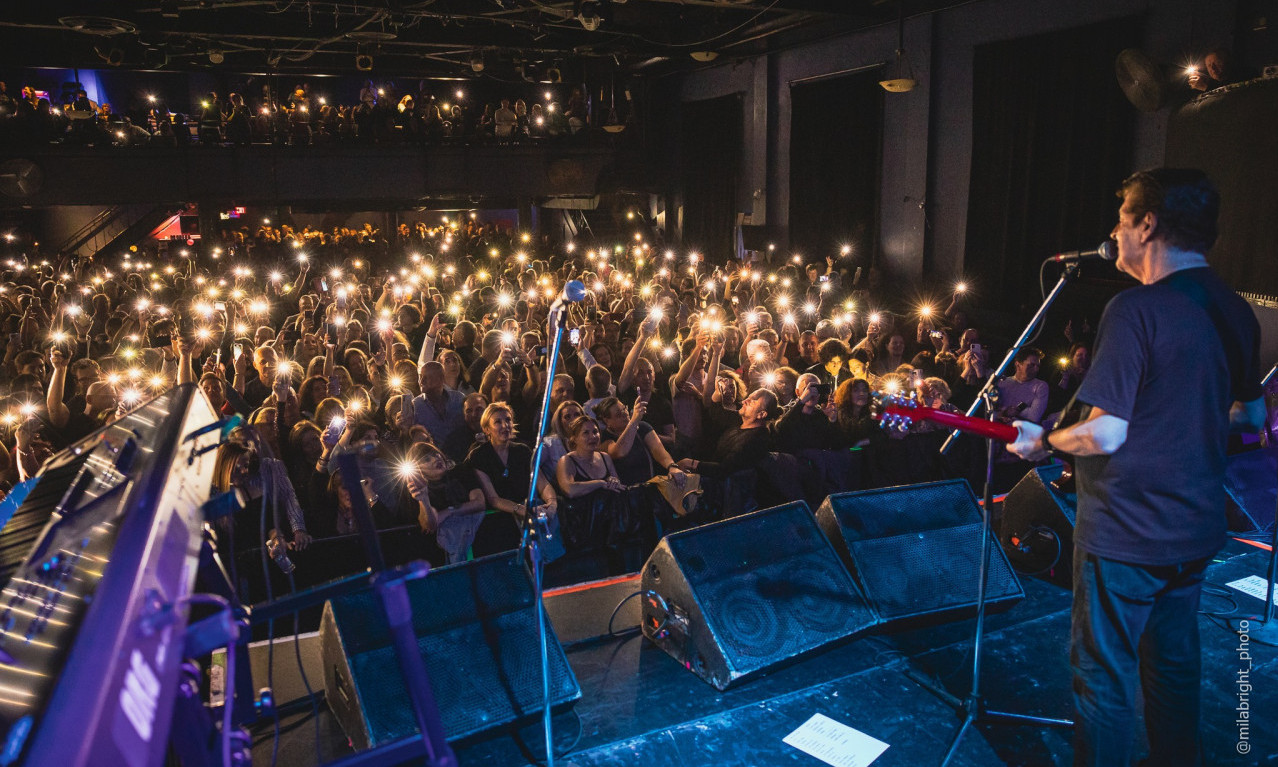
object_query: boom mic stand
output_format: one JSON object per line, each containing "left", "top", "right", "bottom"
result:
{"left": 929, "top": 262, "right": 1078, "bottom": 765}
{"left": 521, "top": 280, "right": 586, "bottom": 767}
{"left": 1230, "top": 361, "right": 1278, "bottom": 646}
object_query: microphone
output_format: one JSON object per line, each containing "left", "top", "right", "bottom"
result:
{"left": 1048, "top": 241, "right": 1117, "bottom": 263}
{"left": 549, "top": 279, "right": 587, "bottom": 312}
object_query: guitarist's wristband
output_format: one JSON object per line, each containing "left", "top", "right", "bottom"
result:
{"left": 1040, "top": 428, "right": 1067, "bottom": 460}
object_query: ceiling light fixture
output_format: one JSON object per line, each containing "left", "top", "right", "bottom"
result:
{"left": 578, "top": 1, "right": 602, "bottom": 31}
{"left": 356, "top": 53, "right": 374, "bottom": 71}
{"left": 469, "top": 51, "right": 484, "bottom": 73}
{"left": 690, "top": 51, "right": 718, "bottom": 62}
{"left": 880, "top": 1, "right": 916, "bottom": 93}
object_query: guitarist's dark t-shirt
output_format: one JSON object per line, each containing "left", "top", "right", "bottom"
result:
{"left": 1073, "top": 267, "right": 1261, "bottom": 566}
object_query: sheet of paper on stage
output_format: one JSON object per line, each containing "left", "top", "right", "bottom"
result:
{"left": 783, "top": 713, "right": 889, "bottom": 767}
{"left": 1227, "top": 575, "right": 1278, "bottom": 605}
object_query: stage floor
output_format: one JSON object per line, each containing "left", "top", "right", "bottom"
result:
{"left": 252, "top": 540, "right": 1277, "bottom": 766}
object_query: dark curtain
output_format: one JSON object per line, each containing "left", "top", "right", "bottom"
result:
{"left": 789, "top": 70, "right": 883, "bottom": 267}
{"left": 1167, "top": 77, "right": 1278, "bottom": 297}
{"left": 964, "top": 17, "right": 1139, "bottom": 306}
{"left": 680, "top": 94, "right": 742, "bottom": 262}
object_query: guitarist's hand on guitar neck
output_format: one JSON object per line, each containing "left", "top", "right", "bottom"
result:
{"left": 1007, "top": 419, "right": 1050, "bottom": 462}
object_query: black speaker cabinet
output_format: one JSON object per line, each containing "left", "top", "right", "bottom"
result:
{"left": 640, "top": 501, "right": 879, "bottom": 691}
{"left": 816, "top": 480, "right": 1024, "bottom": 628}
{"left": 320, "top": 551, "right": 580, "bottom": 748}
{"left": 1225, "top": 445, "right": 1278, "bottom": 533}
{"left": 998, "top": 464, "right": 1077, "bottom": 587}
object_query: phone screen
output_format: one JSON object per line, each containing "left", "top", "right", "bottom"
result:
{"left": 569, "top": 328, "right": 580, "bottom": 345}
{"left": 321, "top": 278, "right": 329, "bottom": 292}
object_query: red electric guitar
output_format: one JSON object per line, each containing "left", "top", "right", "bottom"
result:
{"left": 871, "top": 392, "right": 1020, "bottom": 443}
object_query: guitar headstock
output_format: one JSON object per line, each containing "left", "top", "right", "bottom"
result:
{"left": 871, "top": 390, "right": 917, "bottom": 432}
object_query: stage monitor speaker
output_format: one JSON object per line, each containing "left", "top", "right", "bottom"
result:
{"left": 1225, "top": 445, "right": 1278, "bottom": 533}
{"left": 998, "top": 464, "right": 1076, "bottom": 587}
{"left": 320, "top": 551, "right": 580, "bottom": 748}
{"left": 640, "top": 501, "right": 879, "bottom": 691}
{"left": 816, "top": 480, "right": 1024, "bottom": 627}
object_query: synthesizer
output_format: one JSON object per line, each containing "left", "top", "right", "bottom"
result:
{"left": 0, "top": 385, "right": 221, "bottom": 767}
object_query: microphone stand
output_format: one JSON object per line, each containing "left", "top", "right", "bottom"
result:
{"left": 1230, "top": 361, "right": 1278, "bottom": 646}
{"left": 520, "top": 296, "right": 574, "bottom": 767}
{"left": 928, "top": 262, "right": 1078, "bottom": 765}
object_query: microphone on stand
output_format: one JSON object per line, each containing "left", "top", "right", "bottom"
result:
{"left": 1047, "top": 241, "right": 1117, "bottom": 263}
{"left": 549, "top": 279, "right": 588, "bottom": 313}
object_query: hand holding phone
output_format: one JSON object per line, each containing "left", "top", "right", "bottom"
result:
{"left": 322, "top": 417, "right": 345, "bottom": 448}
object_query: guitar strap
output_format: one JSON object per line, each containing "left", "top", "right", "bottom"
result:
{"left": 1159, "top": 269, "right": 1248, "bottom": 398}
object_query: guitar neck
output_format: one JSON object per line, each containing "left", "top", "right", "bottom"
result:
{"left": 924, "top": 408, "right": 1019, "bottom": 443}
{"left": 882, "top": 404, "right": 1020, "bottom": 443}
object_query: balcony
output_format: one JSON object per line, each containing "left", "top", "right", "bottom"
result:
{"left": 0, "top": 143, "right": 617, "bottom": 208}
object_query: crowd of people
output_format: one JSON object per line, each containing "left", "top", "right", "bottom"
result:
{"left": 0, "top": 218, "right": 1094, "bottom": 594}
{"left": 0, "top": 78, "right": 598, "bottom": 148}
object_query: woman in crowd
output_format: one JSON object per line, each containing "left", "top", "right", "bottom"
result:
{"left": 464, "top": 402, "right": 556, "bottom": 555}
{"left": 596, "top": 396, "right": 685, "bottom": 487}
{"left": 404, "top": 441, "right": 486, "bottom": 564}
{"left": 438, "top": 348, "right": 470, "bottom": 392}
{"left": 833, "top": 377, "right": 880, "bottom": 447}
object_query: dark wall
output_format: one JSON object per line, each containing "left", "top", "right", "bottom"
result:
{"left": 673, "top": 0, "right": 1249, "bottom": 292}
{"left": 1167, "top": 77, "right": 1278, "bottom": 297}
{"left": 963, "top": 16, "right": 1138, "bottom": 308}
{"left": 679, "top": 95, "right": 742, "bottom": 262}
{"left": 788, "top": 70, "right": 884, "bottom": 268}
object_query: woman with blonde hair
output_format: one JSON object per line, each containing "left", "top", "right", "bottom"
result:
{"left": 465, "top": 403, "right": 558, "bottom": 555}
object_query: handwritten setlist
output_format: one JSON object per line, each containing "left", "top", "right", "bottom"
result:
{"left": 783, "top": 713, "right": 890, "bottom": 767}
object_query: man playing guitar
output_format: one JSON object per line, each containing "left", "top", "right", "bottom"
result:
{"left": 1008, "top": 169, "right": 1265, "bottom": 766}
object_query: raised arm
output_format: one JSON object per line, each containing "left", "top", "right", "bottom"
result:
{"left": 416, "top": 312, "right": 443, "bottom": 368}
{"left": 46, "top": 348, "right": 71, "bottom": 429}
{"left": 617, "top": 322, "right": 653, "bottom": 392}
{"left": 671, "top": 333, "right": 706, "bottom": 391}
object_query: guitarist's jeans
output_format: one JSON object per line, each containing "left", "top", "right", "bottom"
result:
{"left": 1070, "top": 547, "right": 1208, "bottom": 767}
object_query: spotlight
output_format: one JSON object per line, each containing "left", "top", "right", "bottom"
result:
{"left": 469, "top": 51, "right": 484, "bottom": 73}
{"left": 355, "top": 53, "right": 374, "bottom": 71}
{"left": 208, "top": 49, "right": 224, "bottom": 65}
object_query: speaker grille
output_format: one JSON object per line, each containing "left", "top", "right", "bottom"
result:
{"left": 818, "top": 481, "right": 1024, "bottom": 625}
{"left": 652, "top": 502, "right": 879, "bottom": 686}
{"left": 819, "top": 480, "right": 981, "bottom": 539}
{"left": 848, "top": 525, "right": 1022, "bottom": 619}
{"left": 325, "top": 551, "right": 580, "bottom": 744}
